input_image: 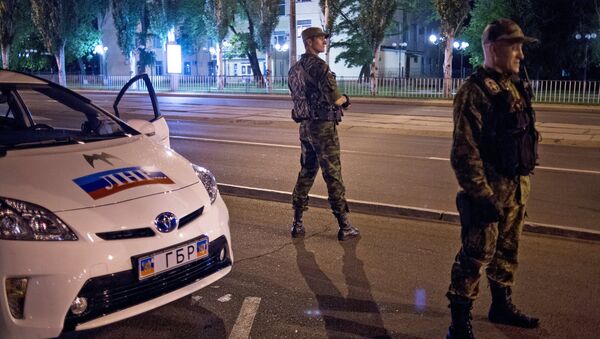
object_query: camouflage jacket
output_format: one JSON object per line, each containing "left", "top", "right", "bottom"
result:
{"left": 450, "top": 66, "right": 536, "bottom": 206}
{"left": 297, "top": 53, "right": 343, "bottom": 121}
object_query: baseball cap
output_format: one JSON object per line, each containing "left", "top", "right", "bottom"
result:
{"left": 301, "top": 27, "right": 329, "bottom": 41}
{"left": 482, "top": 18, "right": 537, "bottom": 44}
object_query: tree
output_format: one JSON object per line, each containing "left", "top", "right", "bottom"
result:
{"left": 178, "top": 0, "right": 209, "bottom": 75}
{"left": 65, "top": 0, "right": 109, "bottom": 74}
{"left": 434, "top": 0, "right": 470, "bottom": 96}
{"left": 0, "top": 0, "right": 31, "bottom": 69}
{"left": 256, "top": 0, "right": 279, "bottom": 91}
{"left": 30, "top": 0, "right": 77, "bottom": 85}
{"left": 319, "top": 0, "right": 341, "bottom": 64}
{"left": 343, "top": 0, "right": 399, "bottom": 95}
{"left": 205, "top": 0, "right": 236, "bottom": 89}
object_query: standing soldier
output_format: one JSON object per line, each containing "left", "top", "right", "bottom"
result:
{"left": 446, "top": 19, "right": 541, "bottom": 339}
{"left": 287, "top": 27, "right": 359, "bottom": 241}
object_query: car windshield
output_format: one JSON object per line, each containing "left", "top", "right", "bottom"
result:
{"left": 0, "top": 83, "right": 136, "bottom": 150}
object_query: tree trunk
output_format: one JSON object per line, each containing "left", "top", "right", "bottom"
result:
{"left": 55, "top": 44, "right": 66, "bottom": 86}
{"left": 324, "top": 0, "right": 330, "bottom": 64}
{"left": 129, "top": 51, "right": 136, "bottom": 77}
{"left": 370, "top": 44, "right": 381, "bottom": 96}
{"left": 443, "top": 32, "right": 454, "bottom": 97}
{"left": 1, "top": 44, "right": 10, "bottom": 69}
{"left": 289, "top": 0, "right": 296, "bottom": 66}
{"left": 265, "top": 50, "right": 272, "bottom": 93}
{"left": 217, "top": 42, "right": 224, "bottom": 90}
{"left": 247, "top": 48, "right": 264, "bottom": 86}
{"left": 77, "top": 57, "right": 86, "bottom": 75}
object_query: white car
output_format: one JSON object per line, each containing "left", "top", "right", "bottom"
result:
{"left": 0, "top": 70, "right": 233, "bottom": 338}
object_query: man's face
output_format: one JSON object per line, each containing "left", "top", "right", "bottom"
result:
{"left": 490, "top": 40, "right": 524, "bottom": 74}
{"left": 308, "top": 35, "right": 326, "bottom": 54}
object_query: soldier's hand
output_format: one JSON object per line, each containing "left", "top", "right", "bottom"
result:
{"left": 479, "top": 196, "right": 504, "bottom": 223}
{"left": 341, "top": 94, "right": 351, "bottom": 109}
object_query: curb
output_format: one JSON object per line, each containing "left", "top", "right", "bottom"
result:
{"left": 218, "top": 183, "right": 600, "bottom": 242}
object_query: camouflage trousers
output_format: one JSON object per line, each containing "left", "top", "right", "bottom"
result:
{"left": 292, "top": 120, "right": 349, "bottom": 214}
{"left": 447, "top": 176, "right": 530, "bottom": 302}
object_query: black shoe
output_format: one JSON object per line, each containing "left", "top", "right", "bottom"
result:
{"left": 447, "top": 301, "right": 476, "bottom": 339}
{"left": 488, "top": 283, "right": 539, "bottom": 328}
{"left": 334, "top": 212, "right": 360, "bottom": 241}
{"left": 291, "top": 209, "right": 305, "bottom": 238}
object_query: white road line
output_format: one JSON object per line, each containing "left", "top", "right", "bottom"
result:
{"left": 228, "top": 297, "right": 261, "bottom": 339}
{"left": 172, "top": 136, "right": 600, "bottom": 175}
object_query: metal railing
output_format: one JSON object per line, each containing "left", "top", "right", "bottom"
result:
{"left": 36, "top": 73, "right": 600, "bottom": 105}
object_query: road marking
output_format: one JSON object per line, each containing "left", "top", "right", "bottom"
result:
{"left": 172, "top": 136, "right": 600, "bottom": 175}
{"left": 229, "top": 297, "right": 261, "bottom": 339}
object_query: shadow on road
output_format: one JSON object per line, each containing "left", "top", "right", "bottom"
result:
{"left": 294, "top": 237, "right": 401, "bottom": 338}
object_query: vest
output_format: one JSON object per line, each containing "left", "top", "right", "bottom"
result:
{"left": 472, "top": 70, "right": 540, "bottom": 178}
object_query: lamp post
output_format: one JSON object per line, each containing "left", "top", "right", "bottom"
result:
{"left": 575, "top": 32, "right": 597, "bottom": 82}
{"left": 274, "top": 42, "right": 289, "bottom": 79}
{"left": 392, "top": 42, "right": 407, "bottom": 78}
{"left": 429, "top": 34, "right": 443, "bottom": 77}
{"left": 453, "top": 41, "right": 469, "bottom": 78}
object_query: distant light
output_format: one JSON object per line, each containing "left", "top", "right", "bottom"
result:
{"left": 453, "top": 41, "right": 459, "bottom": 49}
{"left": 429, "top": 34, "right": 437, "bottom": 44}
{"left": 460, "top": 42, "right": 469, "bottom": 49}
{"left": 575, "top": 33, "right": 582, "bottom": 40}
{"left": 275, "top": 43, "right": 281, "bottom": 51}
{"left": 209, "top": 47, "right": 216, "bottom": 55}
{"left": 94, "top": 44, "right": 106, "bottom": 55}
{"left": 282, "top": 43, "right": 289, "bottom": 51}
{"left": 168, "top": 27, "right": 176, "bottom": 42}
{"left": 167, "top": 44, "right": 182, "bottom": 74}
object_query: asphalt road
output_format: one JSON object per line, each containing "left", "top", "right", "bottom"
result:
{"left": 59, "top": 195, "right": 600, "bottom": 339}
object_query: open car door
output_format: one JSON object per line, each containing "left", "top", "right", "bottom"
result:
{"left": 113, "top": 74, "right": 170, "bottom": 148}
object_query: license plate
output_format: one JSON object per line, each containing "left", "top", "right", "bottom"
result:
{"left": 137, "top": 237, "right": 209, "bottom": 280}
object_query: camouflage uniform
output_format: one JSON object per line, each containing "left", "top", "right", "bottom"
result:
{"left": 291, "top": 53, "right": 348, "bottom": 214}
{"left": 447, "top": 66, "right": 538, "bottom": 302}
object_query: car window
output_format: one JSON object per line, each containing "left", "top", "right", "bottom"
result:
{"left": 0, "top": 85, "right": 135, "bottom": 150}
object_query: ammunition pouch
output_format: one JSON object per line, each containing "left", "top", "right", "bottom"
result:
{"left": 456, "top": 192, "right": 502, "bottom": 229}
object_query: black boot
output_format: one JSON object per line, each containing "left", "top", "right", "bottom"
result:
{"left": 291, "top": 209, "right": 305, "bottom": 238}
{"left": 334, "top": 212, "right": 360, "bottom": 241}
{"left": 447, "top": 301, "right": 476, "bottom": 339}
{"left": 488, "top": 282, "right": 540, "bottom": 328}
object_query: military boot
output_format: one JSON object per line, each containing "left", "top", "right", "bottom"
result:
{"left": 446, "top": 301, "right": 476, "bottom": 339}
{"left": 488, "top": 282, "right": 540, "bottom": 328}
{"left": 334, "top": 212, "right": 360, "bottom": 241}
{"left": 291, "top": 209, "right": 305, "bottom": 238}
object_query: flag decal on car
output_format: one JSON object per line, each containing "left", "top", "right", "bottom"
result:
{"left": 73, "top": 166, "right": 175, "bottom": 199}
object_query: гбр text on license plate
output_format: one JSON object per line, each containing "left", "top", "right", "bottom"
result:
{"left": 137, "top": 236, "right": 209, "bottom": 280}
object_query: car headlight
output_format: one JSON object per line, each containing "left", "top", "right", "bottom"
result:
{"left": 192, "top": 164, "right": 218, "bottom": 204}
{"left": 0, "top": 198, "right": 78, "bottom": 241}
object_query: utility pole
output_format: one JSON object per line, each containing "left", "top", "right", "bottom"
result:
{"left": 289, "top": 0, "right": 297, "bottom": 66}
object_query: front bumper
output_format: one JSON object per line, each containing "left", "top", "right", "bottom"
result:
{"left": 0, "top": 190, "right": 232, "bottom": 339}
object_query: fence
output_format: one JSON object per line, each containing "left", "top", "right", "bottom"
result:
{"left": 37, "top": 73, "right": 600, "bottom": 105}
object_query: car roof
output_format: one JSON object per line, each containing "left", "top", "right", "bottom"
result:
{"left": 0, "top": 70, "right": 48, "bottom": 85}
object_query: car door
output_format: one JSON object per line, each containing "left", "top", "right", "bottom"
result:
{"left": 113, "top": 74, "right": 170, "bottom": 148}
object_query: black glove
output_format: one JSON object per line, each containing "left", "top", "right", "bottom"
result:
{"left": 341, "top": 94, "right": 351, "bottom": 109}
{"left": 478, "top": 196, "right": 504, "bottom": 223}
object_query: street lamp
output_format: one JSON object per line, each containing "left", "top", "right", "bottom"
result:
{"left": 453, "top": 41, "right": 469, "bottom": 78}
{"left": 429, "top": 34, "right": 444, "bottom": 77}
{"left": 392, "top": 42, "right": 407, "bottom": 78}
{"left": 274, "top": 42, "right": 289, "bottom": 78}
{"left": 575, "top": 32, "right": 597, "bottom": 82}
{"left": 93, "top": 44, "right": 108, "bottom": 77}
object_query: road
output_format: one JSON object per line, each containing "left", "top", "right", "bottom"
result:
{"left": 81, "top": 93, "right": 600, "bottom": 231}
{"left": 60, "top": 195, "right": 600, "bottom": 338}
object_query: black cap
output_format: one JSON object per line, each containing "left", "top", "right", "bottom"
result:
{"left": 301, "top": 27, "right": 329, "bottom": 41}
{"left": 482, "top": 18, "right": 537, "bottom": 44}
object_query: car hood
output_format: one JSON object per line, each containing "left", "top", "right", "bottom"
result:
{"left": 0, "top": 136, "right": 201, "bottom": 211}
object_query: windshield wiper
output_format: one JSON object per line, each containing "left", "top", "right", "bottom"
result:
{"left": 11, "top": 136, "right": 85, "bottom": 149}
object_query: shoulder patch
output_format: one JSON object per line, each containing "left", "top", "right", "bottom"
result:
{"left": 484, "top": 78, "right": 501, "bottom": 95}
